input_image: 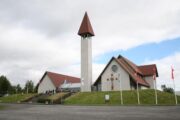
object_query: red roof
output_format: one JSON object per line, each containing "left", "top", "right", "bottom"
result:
{"left": 38, "top": 71, "right": 80, "bottom": 88}
{"left": 138, "top": 65, "right": 158, "bottom": 77}
{"left": 78, "top": 12, "right": 95, "bottom": 36}
{"left": 94, "top": 55, "right": 158, "bottom": 87}
{"left": 118, "top": 55, "right": 142, "bottom": 74}
{"left": 116, "top": 56, "right": 149, "bottom": 86}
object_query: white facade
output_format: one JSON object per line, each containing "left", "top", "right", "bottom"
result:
{"left": 81, "top": 36, "right": 92, "bottom": 92}
{"left": 101, "top": 59, "right": 131, "bottom": 91}
{"left": 144, "top": 76, "right": 155, "bottom": 89}
{"left": 38, "top": 75, "right": 56, "bottom": 94}
{"left": 61, "top": 83, "right": 81, "bottom": 89}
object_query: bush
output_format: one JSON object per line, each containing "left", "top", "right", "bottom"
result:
{"left": 161, "top": 85, "right": 174, "bottom": 94}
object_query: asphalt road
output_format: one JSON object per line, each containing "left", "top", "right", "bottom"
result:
{"left": 0, "top": 104, "right": 180, "bottom": 120}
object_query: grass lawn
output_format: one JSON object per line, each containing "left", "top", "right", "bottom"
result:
{"left": 64, "top": 89, "right": 180, "bottom": 105}
{"left": 0, "top": 94, "right": 37, "bottom": 103}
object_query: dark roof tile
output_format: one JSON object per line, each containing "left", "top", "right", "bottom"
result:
{"left": 78, "top": 12, "right": 95, "bottom": 36}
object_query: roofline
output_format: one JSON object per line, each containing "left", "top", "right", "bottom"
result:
{"left": 115, "top": 58, "right": 149, "bottom": 86}
{"left": 46, "top": 71, "right": 80, "bottom": 79}
{"left": 138, "top": 64, "right": 159, "bottom": 77}
{"left": 93, "top": 56, "right": 149, "bottom": 87}
{"left": 93, "top": 57, "right": 115, "bottom": 85}
{"left": 36, "top": 71, "right": 49, "bottom": 89}
{"left": 36, "top": 71, "right": 80, "bottom": 89}
{"left": 118, "top": 55, "right": 143, "bottom": 74}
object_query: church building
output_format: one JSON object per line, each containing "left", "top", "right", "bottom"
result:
{"left": 93, "top": 55, "right": 158, "bottom": 91}
{"left": 37, "top": 12, "right": 159, "bottom": 93}
{"left": 37, "top": 71, "right": 80, "bottom": 93}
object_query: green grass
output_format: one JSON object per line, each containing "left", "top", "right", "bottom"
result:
{"left": 64, "top": 89, "right": 180, "bottom": 105}
{"left": 0, "top": 94, "right": 37, "bottom": 103}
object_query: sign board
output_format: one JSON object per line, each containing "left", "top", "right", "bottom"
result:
{"left": 105, "top": 94, "right": 110, "bottom": 101}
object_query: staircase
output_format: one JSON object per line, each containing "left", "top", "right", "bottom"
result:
{"left": 24, "top": 94, "right": 50, "bottom": 104}
{"left": 24, "top": 92, "right": 74, "bottom": 104}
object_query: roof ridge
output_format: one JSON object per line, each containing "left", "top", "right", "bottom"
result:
{"left": 46, "top": 71, "right": 79, "bottom": 79}
{"left": 118, "top": 56, "right": 142, "bottom": 74}
{"left": 138, "top": 64, "right": 156, "bottom": 67}
{"left": 115, "top": 58, "right": 149, "bottom": 86}
{"left": 93, "top": 57, "right": 149, "bottom": 87}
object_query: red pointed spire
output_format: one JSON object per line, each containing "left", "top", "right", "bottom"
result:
{"left": 78, "top": 12, "right": 95, "bottom": 36}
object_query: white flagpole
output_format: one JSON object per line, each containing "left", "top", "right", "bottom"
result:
{"left": 137, "top": 81, "right": 140, "bottom": 105}
{"left": 154, "top": 79, "right": 158, "bottom": 105}
{"left": 153, "top": 68, "right": 158, "bottom": 105}
{"left": 172, "top": 67, "right": 177, "bottom": 105}
{"left": 173, "top": 79, "right": 178, "bottom": 105}
{"left": 118, "top": 74, "right": 123, "bottom": 105}
{"left": 135, "top": 72, "right": 140, "bottom": 105}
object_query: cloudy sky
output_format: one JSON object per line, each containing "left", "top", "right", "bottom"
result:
{"left": 0, "top": 0, "right": 180, "bottom": 90}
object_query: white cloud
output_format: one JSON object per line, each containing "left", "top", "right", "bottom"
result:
{"left": 0, "top": 0, "right": 180, "bottom": 87}
{"left": 143, "top": 52, "right": 180, "bottom": 91}
{"left": 92, "top": 0, "right": 180, "bottom": 56}
{"left": 0, "top": 24, "right": 80, "bottom": 86}
{"left": 59, "top": 63, "right": 106, "bottom": 83}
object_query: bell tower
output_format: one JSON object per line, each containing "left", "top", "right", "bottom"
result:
{"left": 78, "top": 12, "right": 94, "bottom": 92}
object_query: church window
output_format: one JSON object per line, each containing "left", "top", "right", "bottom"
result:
{"left": 111, "top": 65, "right": 118, "bottom": 72}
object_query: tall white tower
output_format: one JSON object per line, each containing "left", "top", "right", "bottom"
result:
{"left": 78, "top": 12, "right": 95, "bottom": 92}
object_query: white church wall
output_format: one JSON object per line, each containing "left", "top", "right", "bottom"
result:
{"left": 101, "top": 59, "right": 131, "bottom": 91}
{"left": 38, "top": 75, "right": 56, "bottom": 94}
{"left": 141, "top": 86, "right": 148, "bottom": 89}
{"left": 144, "top": 76, "right": 155, "bottom": 89}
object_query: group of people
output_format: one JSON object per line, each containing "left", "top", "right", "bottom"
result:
{"left": 45, "top": 90, "right": 56, "bottom": 95}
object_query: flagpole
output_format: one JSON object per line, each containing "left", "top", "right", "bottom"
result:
{"left": 118, "top": 74, "right": 123, "bottom": 105}
{"left": 154, "top": 80, "right": 158, "bottom": 105}
{"left": 137, "top": 81, "right": 140, "bottom": 105}
{"left": 173, "top": 79, "right": 178, "bottom": 105}
{"left": 172, "top": 67, "right": 177, "bottom": 105}
{"left": 135, "top": 72, "right": 140, "bottom": 105}
{"left": 153, "top": 68, "right": 158, "bottom": 105}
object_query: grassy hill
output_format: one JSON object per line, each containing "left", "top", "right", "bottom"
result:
{"left": 0, "top": 94, "right": 37, "bottom": 103}
{"left": 64, "top": 89, "right": 180, "bottom": 105}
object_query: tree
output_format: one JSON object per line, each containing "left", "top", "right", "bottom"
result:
{"left": 9, "top": 85, "right": 16, "bottom": 94}
{"left": 16, "top": 84, "right": 22, "bottom": 93}
{"left": 24, "top": 80, "right": 34, "bottom": 93}
{"left": 0, "top": 75, "right": 12, "bottom": 95}
{"left": 161, "top": 84, "right": 174, "bottom": 94}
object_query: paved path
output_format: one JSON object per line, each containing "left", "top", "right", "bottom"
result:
{"left": 0, "top": 104, "right": 180, "bottom": 120}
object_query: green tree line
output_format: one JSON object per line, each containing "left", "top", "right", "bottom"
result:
{"left": 0, "top": 75, "right": 36, "bottom": 96}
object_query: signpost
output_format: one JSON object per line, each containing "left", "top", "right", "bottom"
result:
{"left": 105, "top": 94, "right": 110, "bottom": 103}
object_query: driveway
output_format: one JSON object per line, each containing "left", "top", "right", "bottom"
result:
{"left": 0, "top": 104, "right": 180, "bottom": 120}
